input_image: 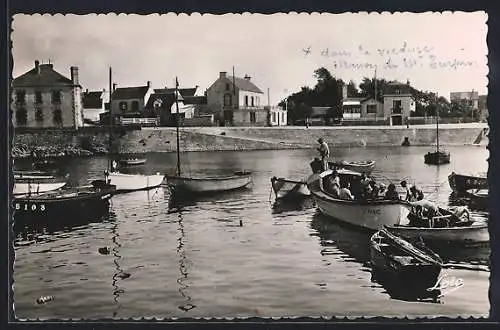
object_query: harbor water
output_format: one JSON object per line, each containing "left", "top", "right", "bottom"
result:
{"left": 12, "top": 145, "right": 490, "bottom": 319}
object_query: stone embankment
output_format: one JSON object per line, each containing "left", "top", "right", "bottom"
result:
{"left": 11, "top": 123, "right": 489, "bottom": 159}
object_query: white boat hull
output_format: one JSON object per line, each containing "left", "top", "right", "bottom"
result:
{"left": 13, "top": 181, "right": 67, "bottom": 195}
{"left": 167, "top": 173, "right": 252, "bottom": 193}
{"left": 108, "top": 172, "right": 165, "bottom": 192}
{"left": 386, "top": 223, "right": 490, "bottom": 244}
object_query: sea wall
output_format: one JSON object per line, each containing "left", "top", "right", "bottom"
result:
{"left": 11, "top": 124, "right": 489, "bottom": 158}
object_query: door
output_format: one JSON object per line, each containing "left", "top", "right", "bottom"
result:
{"left": 391, "top": 115, "right": 402, "bottom": 126}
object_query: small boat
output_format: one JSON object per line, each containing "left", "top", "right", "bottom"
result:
{"left": 307, "top": 169, "right": 410, "bottom": 230}
{"left": 13, "top": 171, "right": 67, "bottom": 195}
{"left": 106, "top": 171, "right": 165, "bottom": 193}
{"left": 467, "top": 188, "right": 488, "bottom": 211}
{"left": 448, "top": 172, "right": 487, "bottom": 194}
{"left": 328, "top": 159, "right": 376, "bottom": 175}
{"left": 401, "top": 137, "right": 411, "bottom": 147}
{"left": 424, "top": 151, "right": 450, "bottom": 165}
{"left": 370, "top": 229, "right": 442, "bottom": 298}
{"left": 424, "top": 96, "right": 450, "bottom": 165}
{"left": 167, "top": 171, "right": 252, "bottom": 194}
{"left": 13, "top": 182, "right": 116, "bottom": 223}
{"left": 118, "top": 154, "right": 147, "bottom": 166}
{"left": 270, "top": 177, "right": 310, "bottom": 202}
{"left": 167, "top": 77, "right": 252, "bottom": 198}
{"left": 385, "top": 200, "right": 489, "bottom": 245}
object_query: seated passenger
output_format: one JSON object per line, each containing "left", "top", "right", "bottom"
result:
{"left": 384, "top": 183, "right": 400, "bottom": 200}
{"left": 339, "top": 182, "right": 354, "bottom": 200}
{"left": 324, "top": 174, "right": 340, "bottom": 197}
{"left": 377, "top": 183, "right": 386, "bottom": 197}
{"left": 409, "top": 185, "right": 424, "bottom": 201}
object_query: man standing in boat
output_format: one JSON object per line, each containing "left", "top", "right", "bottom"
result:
{"left": 317, "top": 137, "right": 330, "bottom": 171}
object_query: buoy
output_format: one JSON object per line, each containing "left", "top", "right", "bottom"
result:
{"left": 239, "top": 219, "right": 243, "bottom": 227}
{"left": 98, "top": 247, "right": 110, "bottom": 255}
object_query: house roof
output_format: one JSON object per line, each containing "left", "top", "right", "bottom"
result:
{"left": 12, "top": 64, "right": 76, "bottom": 88}
{"left": 154, "top": 87, "right": 197, "bottom": 97}
{"left": 383, "top": 81, "right": 413, "bottom": 95}
{"left": 112, "top": 86, "right": 150, "bottom": 100}
{"left": 82, "top": 91, "right": 103, "bottom": 108}
{"left": 227, "top": 76, "right": 264, "bottom": 94}
{"left": 183, "top": 95, "right": 207, "bottom": 105}
{"left": 145, "top": 92, "right": 184, "bottom": 110}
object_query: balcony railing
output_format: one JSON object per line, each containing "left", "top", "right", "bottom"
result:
{"left": 120, "top": 117, "right": 159, "bottom": 126}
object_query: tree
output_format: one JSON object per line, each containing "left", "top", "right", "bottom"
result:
{"left": 346, "top": 80, "right": 360, "bottom": 98}
{"left": 358, "top": 77, "right": 388, "bottom": 102}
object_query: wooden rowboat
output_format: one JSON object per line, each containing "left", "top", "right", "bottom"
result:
{"left": 385, "top": 201, "right": 489, "bottom": 244}
{"left": 270, "top": 177, "right": 310, "bottom": 201}
{"left": 328, "top": 159, "right": 376, "bottom": 175}
{"left": 467, "top": 188, "right": 488, "bottom": 211}
{"left": 370, "top": 229, "right": 442, "bottom": 298}
{"left": 13, "top": 171, "right": 67, "bottom": 195}
{"left": 166, "top": 171, "right": 252, "bottom": 194}
{"left": 448, "top": 172, "right": 487, "bottom": 194}
{"left": 106, "top": 171, "right": 165, "bottom": 193}
{"left": 308, "top": 169, "right": 410, "bottom": 230}
{"left": 118, "top": 158, "right": 147, "bottom": 166}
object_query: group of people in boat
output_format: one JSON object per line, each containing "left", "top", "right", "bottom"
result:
{"left": 315, "top": 138, "right": 425, "bottom": 203}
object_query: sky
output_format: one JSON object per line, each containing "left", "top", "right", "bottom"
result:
{"left": 12, "top": 12, "right": 488, "bottom": 105}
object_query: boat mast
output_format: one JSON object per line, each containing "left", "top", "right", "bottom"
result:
{"left": 175, "top": 77, "right": 181, "bottom": 176}
{"left": 435, "top": 92, "right": 439, "bottom": 154}
{"left": 108, "top": 67, "right": 113, "bottom": 171}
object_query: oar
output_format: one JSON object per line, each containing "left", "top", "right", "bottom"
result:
{"left": 440, "top": 262, "right": 489, "bottom": 272}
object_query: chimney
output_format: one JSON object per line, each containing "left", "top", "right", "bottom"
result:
{"left": 113, "top": 83, "right": 117, "bottom": 92}
{"left": 147, "top": 81, "right": 151, "bottom": 88}
{"left": 70, "top": 66, "right": 79, "bottom": 85}
{"left": 35, "top": 60, "right": 40, "bottom": 74}
{"left": 406, "top": 79, "right": 410, "bottom": 85}
{"left": 86, "top": 88, "right": 89, "bottom": 93}
{"left": 220, "top": 72, "right": 227, "bottom": 79}
{"left": 342, "top": 85, "right": 347, "bottom": 99}
{"left": 244, "top": 74, "right": 251, "bottom": 81}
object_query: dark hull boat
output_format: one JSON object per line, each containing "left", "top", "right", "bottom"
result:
{"left": 448, "top": 172, "right": 487, "bottom": 194}
{"left": 467, "top": 189, "right": 488, "bottom": 211}
{"left": 424, "top": 151, "right": 450, "bottom": 165}
{"left": 12, "top": 181, "right": 116, "bottom": 224}
{"left": 370, "top": 229, "right": 442, "bottom": 299}
{"left": 271, "top": 177, "right": 310, "bottom": 200}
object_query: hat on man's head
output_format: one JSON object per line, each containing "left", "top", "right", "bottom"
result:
{"left": 317, "top": 137, "right": 324, "bottom": 143}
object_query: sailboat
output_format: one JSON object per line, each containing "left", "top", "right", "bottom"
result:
{"left": 105, "top": 67, "right": 165, "bottom": 192}
{"left": 424, "top": 94, "right": 450, "bottom": 165}
{"left": 165, "top": 77, "right": 253, "bottom": 196}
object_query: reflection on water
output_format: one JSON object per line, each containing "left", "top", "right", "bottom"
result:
{"left": 175, "top": 210, "right": 195, "bottom": 312}
{"left": 110, "top": 211, "right": 124, "bottom": 318}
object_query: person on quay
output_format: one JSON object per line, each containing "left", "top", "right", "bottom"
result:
{"left": 385, "top": 183, "right": 400, "bottom": 201}
{"left": 316, "top": 137, "right": 330, "bottom": 171}
{"left": 339, "top": 181, "right": 355, "bottom": 201}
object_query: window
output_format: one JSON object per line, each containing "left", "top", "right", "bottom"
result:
{"left": 119, "top": 101, "right": 128, "bottom": 112}
{"left": 250, "top": 111, "right": 256, "bottom": 123}
{"left": 35, "top": 91, "right": 43, "bottom": 104}
{"left": 35, "top": 108, "right": 44, "bottom": 122}
{"left": 15, "top": 90, "right": 26, "bottom": 104}
{"left": 53, "top": 109, "right": 62, "bottom": 125}
{"left": 224, "top": 94, "right": 232, "bottom": 106}
{"left": 395, "top": 88, "right": 401, "bottom": 94}
{"left": 225, "top": 83, "right": 230, "bottom": 91}
{"left": 251, "top": 96, "right": 254, "bottom": 107}
{"left": 52, "top": 90, "right": 61, "bottom": 104}
{"left": 392, "top": 100, "right": 402, "bottom": 114}
{"left": 16, "top": 107, "right": 27, "bottom": 126}
{"left": 131, "top": 100, "right": 139, "bottom": 112}
{"left": 244, "top": 95, "right": 249, "bottom": 107}
{"left": 367, "top": 104, "right": 377, "bottom": 114}
{"left": 272, "top": 112, "right": 276, "bottom": 123}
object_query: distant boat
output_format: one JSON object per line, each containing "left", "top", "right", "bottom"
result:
{"left": 385, "top": 201, "right": 489, "bottom": 245}
{"left": 166, "top": 77, "right": 252, "bottom": 197}
{"left": 13, "top": 181, "right": 116, "bottom": 223}
{"left": 448, "top": 172, "right": 487, "bottom": 194}
{"left": 13, "top": 171, "right": 67, "bottom": 195}
{"left": 424, "top": 96, "right": 450, "bottom": 165}
{"left": 370, "top": 229, "right": 442, "bottom": 298}
{"left": 307, "top": 169, "right": 410, "bottom": 230}
{"left": 118, "top": 153, "right": 147, "bottom": 166}
{"left": 329, "top": 159, "right": 376, "bottom": 175}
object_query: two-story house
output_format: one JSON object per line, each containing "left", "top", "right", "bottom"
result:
{"left": 111, "top": 81, "right": 153, "bottom": 119}
{"left": 11, "top": 60, "right": 84, "bottom": 129}
{"left": 206, "top": 72, "right": 267, "bottom": 126}
{"left": 82, "top": 89, "right": 109, "bottom": 123}
{"left": 382, "top": 81, "right": 416, "bottom": 126}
